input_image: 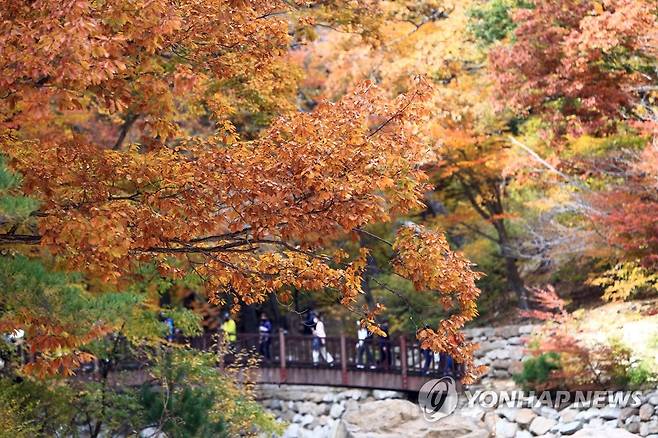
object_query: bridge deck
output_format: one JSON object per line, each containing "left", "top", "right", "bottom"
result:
{"left": 197, "top": 332, "right": 463, "bottom": 392}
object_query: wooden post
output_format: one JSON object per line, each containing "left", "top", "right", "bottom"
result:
{"left": 340, "top": 333, "right": 348, "bottom": 385}
{"left": 279, "top": 329, "right": 287, "bottom": 383}
{"left": 400, "top": 336, "right": 408, "bottom": 390}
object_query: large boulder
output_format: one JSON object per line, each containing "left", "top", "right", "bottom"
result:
{"left": 334, "top": 399, "right": 488, "bottom": 438}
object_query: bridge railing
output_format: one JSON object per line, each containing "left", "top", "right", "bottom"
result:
{"left": 222, "top": 332, "right": 461, "bottom": 380}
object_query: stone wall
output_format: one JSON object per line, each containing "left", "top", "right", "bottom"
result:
{"left": 463, "top": 324, "right": 535, "bottom": 384}
{"left": 255, "top": 384, "right": 406, "bottom": 438}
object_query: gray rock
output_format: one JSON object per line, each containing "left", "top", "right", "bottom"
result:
{"left": 649, "top": 395, "right": 658, "bottom": 406}
{"left": 495, "top": 418, "right": 518, "bottom": 438}
{"left": 300, "top": 414, "right": 314, "bottom": 426}
{"left": 491, "top": 349, "right": 511, "bottom": 360}
{"left": 641, "top": 421, "right": 658, "bottom": 437}
{"left": 626, "top": 415, "right": 640, "bottom": 425}
{"left": 626, "top": 422, "right": 641, "bottom": 434}
{"left": 507, "top": 337, "right": 524, "bottom": 345}
{"left": 518, "top": 325, "right": 534, "bottom": 335}
{"left": 508, "top": 347, "right": 525, "bottom": 361}
{"left": 557, "top": 421, "right": 583, "bottom": 435}
{"left": 641, "top": 404, "right": 654, "bottom": 421}
{"left": 495, "top": 326, "right": 519, "bottom": 338}
{"left": 601, "top": 407, "right": 622, "bottom": 420}
{"left": 620, "top": 407, "right": 639, "bottom": 422}
{"left": 492, "top": 359, "right": 513, "bottom": 370}
{"left": 529, "top": 417, "right": 558, "bottom": 436}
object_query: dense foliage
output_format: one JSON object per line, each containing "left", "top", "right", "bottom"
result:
{"left": 1, "top": 0, "right": 657, "bottom": 432}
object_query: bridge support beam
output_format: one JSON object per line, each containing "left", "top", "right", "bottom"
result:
{"left": 400, "top": 336, "right": 408, "bottom": 390}
{"left": 279, "top": 329, "right": 287, "bottom": 383}
{"left": 340, "top": 334, "right": 348, "bottom": 386}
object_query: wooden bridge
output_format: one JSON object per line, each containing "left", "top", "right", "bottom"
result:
{"left": 192, "top": 332, "right": 462, "bottom": 393}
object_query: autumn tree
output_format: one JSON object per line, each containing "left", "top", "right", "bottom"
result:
{"left": 0, "top": 0, "right": 485, "bottom": 390}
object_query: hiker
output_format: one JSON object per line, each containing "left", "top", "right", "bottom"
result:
{"left": 159, "top": 312, "right": 176, "bottom": 342}
{"left": 220, "top": 311, "right": 237, "bottom": 349}
{"left": 311, "top": 313, "right": 334, "bottom": 365}
{"left": 438, "top": 352, "right": 454, "bottom": 377}
{"left": 356, "top": 321, "right": 375, "bottom": 369}
{"left": 302, "top": 307, "right": 316, "bottom": 335}
{"left": 378, "top": 320, "right": 391, "bottom": 370}
{"left": 421, "top": 347, "right": 433, "bottom": 375}
{"left": 258, "top": 312, "right": 272, "bottom": 360}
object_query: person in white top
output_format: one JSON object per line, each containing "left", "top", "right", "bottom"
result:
{"left": 311, "top": 314, "right": 333, "bottom": 365}
{"left": 356, "top": 321, "right": 375, "bottom": 369}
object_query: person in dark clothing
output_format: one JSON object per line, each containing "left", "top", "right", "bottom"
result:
{"left": 258, "top": 313, "right": 272, "bottom": 360}
{"left": 438, "top": 352, "right": 454, "bottom": 377}
{"left": 421, "top": 347, "right": 433, "bottom": 375}
{"left": 378, "top": 320, "right": 391, "bottom": 370}
{"left": 302, "top": 308, "right": 316, "bottom": 335}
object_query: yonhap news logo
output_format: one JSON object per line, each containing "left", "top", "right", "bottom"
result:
{"left": 418, "top": 376, "right": 459, "bottom": 422}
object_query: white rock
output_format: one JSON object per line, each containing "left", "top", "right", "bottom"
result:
{"left": 322, "top": 393, "right": 336, "bottom": 403}
{"left": 515, "top": 431, "right": 533, "bottom": 438}
{"left": 497, "top": 406, "right": 519, "bottom": 422}
{"left": 557, "top": 421, "right": 583, "bottom": 435}
{"left": 561, "top": 408, "right": 580, "bottom": 423}
{"left": 283, "top": 423, "right": 300, "bottom": 438}
{"left": 139, "top": 427, "right": 167, "bottom": 438}
{"left": 495, "top": 418, "right": 518, "bottom": 438}
{"left": 529, "top": 417, "right": 558, "bottom": 436}
{"left": 577, "top": 408, "right": 601, "bottom": 421}
{"left": 372, "top": 390, "right": 401, "bottom": 400}
{"left": 540, "top": 406, "right": 560, "bottom": 420}
{"left": 329, "top": 403, "right": 345, "bottom": 419}
{"left": 516, "top": 408, "right": 537, "bottom": 426}
{"left": 573, "top": 428, "right": 643, "bottom": 437}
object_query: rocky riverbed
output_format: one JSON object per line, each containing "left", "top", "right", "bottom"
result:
{"left": 257, "top": 384, "right": 658, "bottom": 438}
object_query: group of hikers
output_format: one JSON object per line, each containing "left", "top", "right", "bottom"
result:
{"left": 217, "top": 309, "right": 458, "bottom": 376}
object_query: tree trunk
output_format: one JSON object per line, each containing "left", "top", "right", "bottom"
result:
{"left": 503, "top": 253, "right": 528, "bottom": 310}
{"left": 494, "top": 220, "right": 529, "bottom": 310}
